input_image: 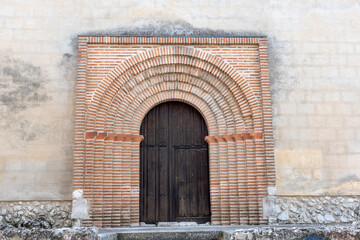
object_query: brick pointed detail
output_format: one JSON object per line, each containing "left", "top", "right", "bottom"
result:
{"left": 85, "top": 132, "right": 144, "bottom": 142}
{"left": 75, "top": 36, "right": 274, "bottom": 227}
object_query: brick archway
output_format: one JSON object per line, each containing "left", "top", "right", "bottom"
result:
{"left": 74, "top": 37, "right": 274, "bottom": 227}
{"left": 87, "top": 45, "right": 262, "bottom": 133}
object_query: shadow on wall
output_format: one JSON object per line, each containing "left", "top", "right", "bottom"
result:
{"left": 67, "top": 18, "right": 294, "bottom": 115}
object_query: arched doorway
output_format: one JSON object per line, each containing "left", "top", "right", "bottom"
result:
{"left": 76, "top": 40, "right": 273, "bottom": 227}
{"left": 140, "top": 101, "right": 210, "bottom": 223}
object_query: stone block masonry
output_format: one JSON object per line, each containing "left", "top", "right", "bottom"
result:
{"left": 0, "top": 225, "right": 98, "bottom": 239}
{"left": 0, "top": 201, "right": 72, "bottom": 228}
{"left": 232, "top": 225, "right": 360, "bottom": 240}
{"left": 264, "top": 196, "right": 360, "bottom": 224}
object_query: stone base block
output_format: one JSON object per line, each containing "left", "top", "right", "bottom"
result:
{"left": 0, "top": 201, "right": 72, "bottom": 228}
{"left": 263, "top": 196, "right": 360, "bottom": 224}
{"left": 232, "top": 225, "right": 360, "bottom": 240}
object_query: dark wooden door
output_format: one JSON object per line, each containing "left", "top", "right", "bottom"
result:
{"left": 140, "top": 101, "right": 210, "bottom": 223}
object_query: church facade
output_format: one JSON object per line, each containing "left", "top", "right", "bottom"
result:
{"left": 0, "top": 0, "right": 359, "bottom": 228}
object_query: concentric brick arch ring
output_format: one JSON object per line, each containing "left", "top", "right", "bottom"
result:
{"left": 80, "top": 42, "right": 271, "bottom": 227}
{"left": 112, "top": 79, "right": 242, "bottom": 135}
{"left": 87, "top": 46, "right": 263, "bottom": 133}
{"left": 105, "top": 70, "right": 248, "bottom": 134}
{"left": 113, "top": 76, "right": 235, "bottom": 131}
{"left": 89, "top": 59, "right": 258, "bottom": 131}
{"left": 119, "top": 89, "right": 224, "bottom": 136}
{"left": 104, "top": 72, "right": 237, "bottom": 133}
{"left": 117, "top": 84, "right": 233, "bottom": 135}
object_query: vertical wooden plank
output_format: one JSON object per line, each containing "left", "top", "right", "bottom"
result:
{"left": 147, "top": 148, "right": 156, "bottom": 222}
{"left": 176, "top": 149, "right": 186, "bottom": 217}
{"left": 140, "top": 101, "right": 210, "bottom": 223}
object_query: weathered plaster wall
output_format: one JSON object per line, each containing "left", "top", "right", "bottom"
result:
{"left": 0, "top": 0, "right": 359, "bottom": 200}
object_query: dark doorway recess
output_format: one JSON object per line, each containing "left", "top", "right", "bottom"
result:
{"left": 140, "top": 101, "right": 211, "bottom": 223}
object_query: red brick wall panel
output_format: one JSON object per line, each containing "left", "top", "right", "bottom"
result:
{"left": 75, "top": 37, "right": 274, "bottom": 227}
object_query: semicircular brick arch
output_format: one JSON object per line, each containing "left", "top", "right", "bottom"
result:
{"left": 119, "top": 89, "right": 225, "bottom": 135}
{"left": 106, "top": 70, "right": 247, "bottom": 134}
{"left": 75, "top": 37, "right": 274, "bottom": 228}
{"left": 117, "top": 84, "right": 232, "bottom": 135}
{"left": 89, "top": 57, "right": 257, "bottom": 131}
{"left": 86, "top": 46, "right": 262, "bottom": 133}
{"left": 112, "top": 78, "right": 239, "bottom": 135}
{"left": 104, "top": 66, "right": 249, "bottom": 132}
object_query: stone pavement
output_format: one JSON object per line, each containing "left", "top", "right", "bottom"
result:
{"left": 0, "top": 223, "right": 359, "bottom": 239}
{"left": 98, "top": 224, "right": 242, "bottom": 240}
{"left": 98, "top": 224, "right": 360, "bottom": 240}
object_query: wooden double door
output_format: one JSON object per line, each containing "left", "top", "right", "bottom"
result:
{"left": 140, "top": 101, "right": 211, "bottom": 223}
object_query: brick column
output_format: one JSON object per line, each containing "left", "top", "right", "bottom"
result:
{"left": 130, "top": 135, "right": 144, "bottom": 225}
{"left": 120, "top": 135, "right": 132, "bottom": 226}
{"left": 233, "top": 133, "right": 249, "bottom": 224}
{"left": 83, "top": 131, "right": 97, "bottom": 226}
{"left": 103, "top": 133, "right": 116, "bottom": 227}
{"left": 259, "top": 37, "right": 275, "bottom": 187}
{"left": 205, "top": 136, "right": 221, "bottom": 225}
{"left": 252, "top": 132, "right": 267, "bottom": 224}
{"left": 112, "top": 135, "right": 124, "bottom": 227}
{"left": 224, "top": 135, "right": 239, "bottom": 225}
{"left": 243, "top": 133, "right": 258, "bottom": 224}
{"left": 93, "top": 132, "right": 107, "bottom": 226}
{"left": 216, "top": 135, "right": 230, "bottom": 225}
